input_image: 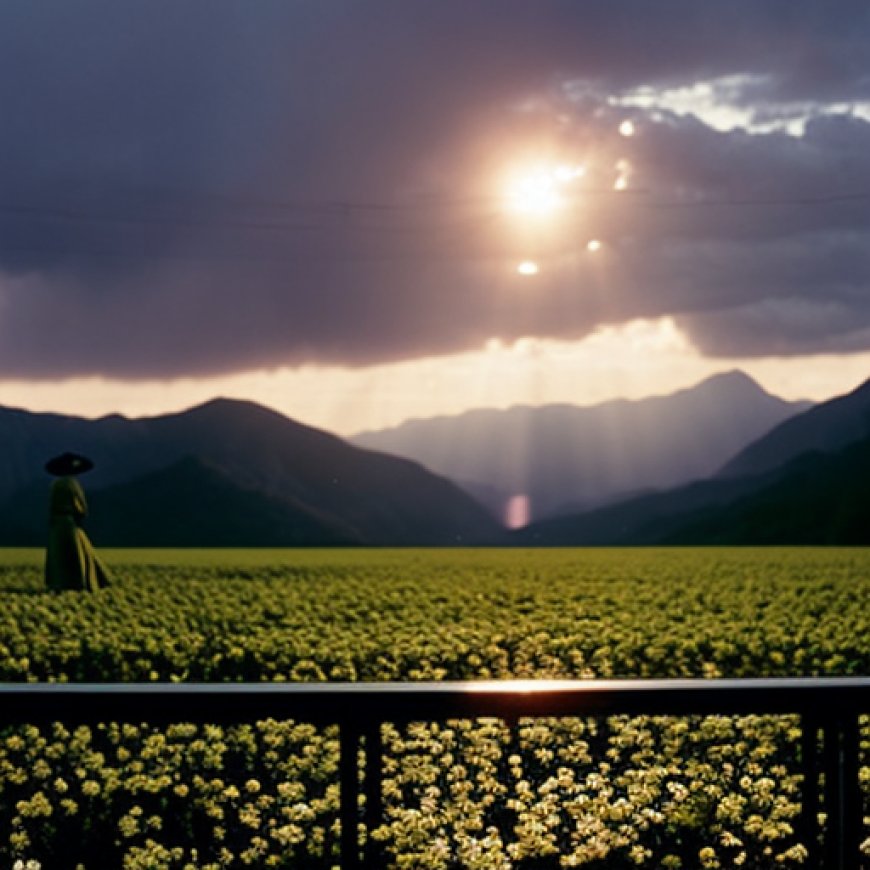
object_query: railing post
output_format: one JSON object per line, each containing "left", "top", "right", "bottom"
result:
{"left": 340, "top": 722, "right": 362, "bottom": 870}
{"left": 363, "top": 722, "right": 384, "bottom": 869}
{"left": 800, "top": 713, "right": 821, "bottom": 869}
{"left": 839, "top": 715, "right": 861, "bottom": 870}
{"left": 821, "top": 715, "right": 863, "bottom": 870}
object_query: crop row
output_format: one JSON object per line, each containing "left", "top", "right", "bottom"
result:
{"left": 1, "top": 549, "right": 868, "bottom": 684}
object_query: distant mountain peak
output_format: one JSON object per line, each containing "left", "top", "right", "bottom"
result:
{"left": 158, "top": 396, "right": 340, "bottom": 442}
{"left": 690, "top": 370, "right": 774, "bottom": 399}
{"left": 173, "top": 396, "right": 285, "bottom": 419}
{"left": 699, "top": 369, "right": 760, "bottom": 388}
{"left": 352, "top": 372, "right": 810, "bottom": 521}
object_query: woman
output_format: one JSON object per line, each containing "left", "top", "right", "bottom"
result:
{"left": 44, "top": 452, "right": 111, "bottom": 592}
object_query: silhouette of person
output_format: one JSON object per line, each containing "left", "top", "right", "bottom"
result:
{"left": 44, "top": 452, "right": 111, "bottom": 592}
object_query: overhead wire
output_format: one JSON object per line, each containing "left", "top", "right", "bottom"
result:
{"left": 1, "top": 186, "right": 868, "bottom": 264}
{"left": 2, "top": 186, "right": 870, "bottom": 232}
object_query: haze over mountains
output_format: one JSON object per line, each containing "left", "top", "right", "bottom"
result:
{"left": 352, "top": 372, "right": 811, "bottom": 522}
{"left": 2, "top": 370, "right": 868, "bottom": 547}
{"left": 719, "top": 377, "right": 870, "bottom": 478}
{"left": 514, "top": 376, "right": 870, "bottom": 545}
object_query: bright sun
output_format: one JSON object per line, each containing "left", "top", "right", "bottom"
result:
{"left": 505, "top": 164, "right": 584, "bottom": 217}
{"left": 506, "top": 169, "right": 560, "bottom": 215}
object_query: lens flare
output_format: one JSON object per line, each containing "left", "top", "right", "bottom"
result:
{"left": 587, "top": 239, "right": 602, "bottom": 252}
{"left": 505, "top": 494, "right": 531, "bottom": 528}
{"left": 614, "top": 158, "right": 632, "bottom": 191}
{"left": 619, "top": 119, "right": 635, "bottom": 137}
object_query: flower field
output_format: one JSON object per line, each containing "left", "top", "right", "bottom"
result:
{"left": 0, "top": 547, "right": 868, "bottom": 868}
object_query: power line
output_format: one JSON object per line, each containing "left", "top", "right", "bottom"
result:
{"left": 1, "top": 186, "right": 868, "bottom": 267}
{"left": 1, "top": 186, "right": 869, "bottom": 232}
{"left": 642, "top": 191, "right": 870, "bottom": 208}
{"left": 0, "top": 201, "right": 502, "bottom": 235}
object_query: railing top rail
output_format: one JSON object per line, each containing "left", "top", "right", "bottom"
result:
{"left": 1, "top": 677, "right": 868, "bottom": 724}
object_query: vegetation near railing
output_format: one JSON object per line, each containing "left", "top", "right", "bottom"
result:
{"left": 1, "top": 678, "right": 868, "bottom": 870}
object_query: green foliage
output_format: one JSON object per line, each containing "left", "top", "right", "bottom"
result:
{"left": 0, "top": 548, "right": 868, "bottom": 868}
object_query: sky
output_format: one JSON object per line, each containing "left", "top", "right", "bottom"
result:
{"left": 2, "top": 1, "right": 870, "bottom": 435}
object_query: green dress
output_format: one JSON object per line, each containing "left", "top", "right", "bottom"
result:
{"left": 45, "top": 476, "right": 111, "bottom": 592}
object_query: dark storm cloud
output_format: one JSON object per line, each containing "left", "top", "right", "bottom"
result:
{"left": 677, "top": 299, "right": 870, "bottom": 358}
{"left": 1, "top": 0, "right": 870, "bottom": 377}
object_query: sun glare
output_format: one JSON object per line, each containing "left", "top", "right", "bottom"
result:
{"left": 517, "top": 260, "right": 540, "bottom": 275}
{"left": 505, "top": 163, "right": 585, "bottom": 217}
{"left": 504, "top": 159, "right": 603, "bottom": 266}
{"left": 553, "top": 163, "right": 586, "bottom": 182}
{"left": 506, "top": 169, "right": 561, "bottom": 215}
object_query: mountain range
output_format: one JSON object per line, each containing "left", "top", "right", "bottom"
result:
{"left": 513, "top": 376, "right": 870, "bottom": 545}
{"left": 0, "top": 399, "right": 501, "bottom": 547}
{"left": 2, "top": 371, "right": 868, "bottom": 547}
{"left": 352, "top": 371, "right": 811, "bottom": 522}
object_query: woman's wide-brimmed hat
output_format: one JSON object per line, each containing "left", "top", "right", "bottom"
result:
{"left": 44, "top": 452, "right": 95, "bottom": 476}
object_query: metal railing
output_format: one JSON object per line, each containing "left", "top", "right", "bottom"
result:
{"left": 1, "top": 678, "right": 868, "bottom": 869}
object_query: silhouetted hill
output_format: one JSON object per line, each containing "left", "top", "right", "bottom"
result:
{"left": 0, "top": 405, "right": 149, "bottom": 497}
{"left": 662, "top": 436, "right": 870, "bottom": 544}
{"left": 0, "top": 400, "right": 502, "bottom": 546}
{"left": 86, "top": 456, "right": 363, "bottom": 547}
{"left": 513, "top": 379, "right": 870, "bottom": 546}
{"left": 509, "top": 474, "right": 773, "bottom": 545}
{"left": 719, "top": 376, "right": 870, "bottom": 478}
{"left": 353, "top": 372, "right": 810, "bottom": 521}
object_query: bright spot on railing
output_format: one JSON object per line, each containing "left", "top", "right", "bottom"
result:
{"left": 467, "top": 679, "right": 572, "bottom": 695}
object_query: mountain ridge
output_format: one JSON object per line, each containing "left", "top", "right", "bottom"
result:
{"left": 662, "top": 437, "right": 870, "bottom": 545}
{"left": 0, "top": 398, "right": 502, "bottom": 546}
{"left": 512, "top": 375, "right": 870, "bottom": 546}
{"left": 719, "top": 376, "right": 870, "bottom": 478}
{"left": 352, "top": 371, "right": 811, "bottom": 521}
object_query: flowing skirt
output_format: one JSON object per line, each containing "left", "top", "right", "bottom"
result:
{"left": 45, "top": 515, "right": 111, "bottom": 592}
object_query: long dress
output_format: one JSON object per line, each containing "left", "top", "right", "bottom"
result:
{"left": 44, "top": 476, "right": 111, "bottom": 592}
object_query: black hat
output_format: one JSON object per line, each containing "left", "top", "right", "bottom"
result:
{"left": 44, "top": 452, "right": 95, "bottom": 476}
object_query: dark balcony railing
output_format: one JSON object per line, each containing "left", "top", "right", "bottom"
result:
{"left": 1, "top": 678, "right": 868, "bottom": 869}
